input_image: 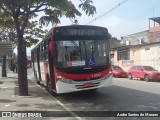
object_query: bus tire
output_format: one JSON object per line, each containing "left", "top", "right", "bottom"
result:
{"left": 36, "top": 80, "right": 40, "bottom": 85}
{"left": 35, "top": 73, "right": 40, "bottom": 85}
{"left": 47, "top": 79, "right": 58, "bottom": 96}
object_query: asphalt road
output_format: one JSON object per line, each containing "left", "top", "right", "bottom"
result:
{"left": 28, "top": 69, "right": 160, "bottom": 120}
{"left": 55, "top": 78, "right": 160, "bottom": 120}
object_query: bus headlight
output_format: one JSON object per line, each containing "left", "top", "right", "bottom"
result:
{"left": 101, "top": 72, "right": 112, "bottom": 80}
{"left": 56, "top": 74, "right": 62, "bottom": 80}
{"left": 59, "top": 77, "right": 74, "bottom": 84}
{"left": 56, "top": 73, "right": 75, "bottom": 84}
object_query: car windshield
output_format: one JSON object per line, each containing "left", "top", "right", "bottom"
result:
{"left": 143, "top": 66, "right": 156, "bottom": 71}
{"left": 112, "top": 66, "right": 122, "bottom": 70}
{"left": 55, "top": 40, "right": 109, "bottom": 68}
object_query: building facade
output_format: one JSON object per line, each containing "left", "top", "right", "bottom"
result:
{"left": 111, "top": 17, "right": 160, "bottom": 72}
{"left": 112, "top": 42, "right": 160, "bottom": 71}
{"left": 121, "top": 17, "right": 160, "bottom": 46}
{"left": 121, "top": 30, "right": 149, "bottom": 46}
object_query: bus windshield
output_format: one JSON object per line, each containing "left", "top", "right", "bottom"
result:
{"left": 55, "top": 40, "right": 109, "bottom": 68}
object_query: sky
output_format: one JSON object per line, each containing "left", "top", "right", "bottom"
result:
{"left": 24, "top": 0, "right": 160, "bottom": 55}
{"left": 56, "top": 0, "right": 160, "bottom": 39}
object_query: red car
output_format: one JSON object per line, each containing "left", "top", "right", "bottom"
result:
{"left": 112, "top": 65, "right": 127, "bottom": 78}
{"left": 128, "top": 65, "right": 160, "bottom": 81}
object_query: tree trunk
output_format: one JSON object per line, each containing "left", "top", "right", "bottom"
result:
{"left": 1, "top": 55, "right": 7, "bottom": 77}
{"left": 17, "top": 38, "right": 28, "bottom": 96}
{"left": 13, "top": 10, "right": 29, "bottom": 96}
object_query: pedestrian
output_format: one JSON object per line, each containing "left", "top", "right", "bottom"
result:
{"left": 12, "top": 64, "right": 15, "bottom": 72}
{"left": 15, "top": 62, "right": 18, "bottom": 73}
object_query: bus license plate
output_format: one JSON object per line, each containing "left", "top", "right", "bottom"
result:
{"left": 83, "top": 82, "right": 94, "bottom": 88}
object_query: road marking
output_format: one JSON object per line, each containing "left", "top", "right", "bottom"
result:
{"left": 1, "top": 87, "right": 7, "bottom": 89}
{"left": 30, "top": 79, "right": 82, "bottom": 120}
{"left": 4, "top": 104, "right": 10, "bottom": 107}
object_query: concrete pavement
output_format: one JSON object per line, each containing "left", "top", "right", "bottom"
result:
{"left": 0, "top": 68, "right": 79, "bottom": 120}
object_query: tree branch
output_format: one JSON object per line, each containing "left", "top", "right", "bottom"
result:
{"left": 13, "top": 6, "right": 21, "bottom": 38}
{"left": 0, "top": 5, "right": 13, "bottom": 16}
{"left": 34, "top": 8, "right": 47, "bottom": 13}
{"left": 79, "top": 0, "right": 84, "bottom": 4}
{"left": 21, "top": 13, "right": 29, "bottom": 36}
{"left": 30, "top": 3, "right": 47, "bottom": 13}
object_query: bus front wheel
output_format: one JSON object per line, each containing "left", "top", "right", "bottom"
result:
{"left": 47, "top": 79, "right": 58, "bottom": 96}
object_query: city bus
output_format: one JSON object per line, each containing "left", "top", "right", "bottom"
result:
{"left": 31, "top": 25, "right": 112, "bottom": 95}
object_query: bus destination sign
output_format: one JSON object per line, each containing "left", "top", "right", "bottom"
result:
{"left": 56, "top": 28, "right": 107, "bottom": 36}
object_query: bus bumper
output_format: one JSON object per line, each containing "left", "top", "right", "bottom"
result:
{"left": 56, "top": 76, "right": 112, "bottom": 94}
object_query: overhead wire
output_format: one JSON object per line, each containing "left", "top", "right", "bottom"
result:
{"left": 86, "top": 0, "right": 129, "bottom": 25}
{"left": 119, "top": 1, "right": 160, "bottom": 37}
{"left": 85, "top": 0, "right": 159, "bottom": 38}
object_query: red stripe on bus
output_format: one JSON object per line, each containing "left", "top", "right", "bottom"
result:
{"left": 54, "top": 66, "right": 111, "bottom": 82}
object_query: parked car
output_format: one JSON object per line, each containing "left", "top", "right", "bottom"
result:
{"left": 112, "top": 65, "right": 127, "bottom": 78}
{"left": 128, "top": 65, "right": 160, "bottom": 81}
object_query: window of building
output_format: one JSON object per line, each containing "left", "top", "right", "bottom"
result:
{"left": 155, "top": 36, "right": 160, "bottom": 42}
{"left": 133, "top": 50, "right": 136, "bottom": 56}
{"left": 117, "top": 49, "right": 130, "bottom": 61}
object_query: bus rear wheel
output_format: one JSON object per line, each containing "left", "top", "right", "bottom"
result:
{"left": 35, "top": 73, "right": 40, "bottom": 85}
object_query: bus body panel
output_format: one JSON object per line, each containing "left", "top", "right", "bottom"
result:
{"left": 56, "top": 75, "right": 112, "bottom": 93}
{"left": 40, "top": 62, "right": 45, "bottom": 81}
{"left": 34, "top": 62, "right": 39, "bottom": 80}
{"left": 54, "top": 66, "right": 112, "bottom": 93}
{"left": 54, "top": 67, "right": 111, "bottom": 81}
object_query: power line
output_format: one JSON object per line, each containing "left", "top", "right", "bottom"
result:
{"left": 117, "top": 1, "right": 160, "bottom": 37}
{"left": 86, "top": 0, "right": 129, "bottom": 24}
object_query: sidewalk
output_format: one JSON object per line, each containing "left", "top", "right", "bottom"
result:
{"left": 0, "top": 68, "right": 78, "bottom": 120}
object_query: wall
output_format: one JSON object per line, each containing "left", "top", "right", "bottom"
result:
{"left": 112, "top": 49, "right": 130, "bottom": 72}
{"left": 112, "top": 46, "right": 141, "bottom": 72}
{"left": 121, "top": 30, "right": 149, "bottom": 45}
{"left": 130, "top": 46, "right": 141, "bottom": 66}
{"left": 149, "top": 31, "right": 160, "bottom": 43}
{"left": 111, "top": 42, "right": 160, "bottom": 72}
{"left": 141, "top": 43, "right": 160, "bottom": 71}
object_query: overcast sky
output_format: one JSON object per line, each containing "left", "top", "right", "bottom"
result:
{"left": 55, "top": 0, "right": 160, "bottom": 39}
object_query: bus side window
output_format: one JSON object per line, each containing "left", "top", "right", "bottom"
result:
{"left": 44, "top": 41, "right": 48, "bottom": 61}
{"left": 34, "top": 50, "right": 37, "bottom": 62}
{"left": 40, "top": 42, "right": 44, "bottom": 61}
